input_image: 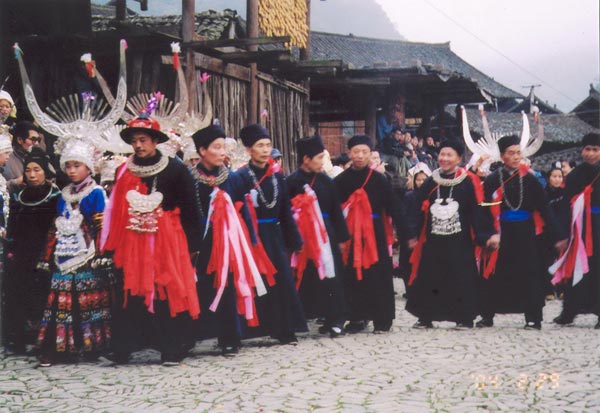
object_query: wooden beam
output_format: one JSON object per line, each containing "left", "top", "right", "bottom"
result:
{"left": 184, "top": 36, "right": 291, "bottom": 49}
{"left": 311, "top": 77, "right": 391, "bottom": 86}
{"left": 116, "top": 0, "right": 126, "bottom": 21}
{"left": 161, "top": 54, "right": 252, "bottom": 82}
{"left": 220, "top": 50, "right": 292, "bottom": 64}
{"left": 247, "top": 0, "right": 259, "bottom": 125}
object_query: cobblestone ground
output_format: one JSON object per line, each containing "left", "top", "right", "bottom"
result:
{"left": 2, "top": 280, "right": 600, "bottom": 413}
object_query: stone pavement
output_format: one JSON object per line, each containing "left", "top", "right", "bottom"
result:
{"left": 1, "top": 279, "right": 600, "bottom": 413}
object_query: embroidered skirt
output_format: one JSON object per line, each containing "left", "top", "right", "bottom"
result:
{"left": 37, "top": 267, "right": 114, "bottom": 355}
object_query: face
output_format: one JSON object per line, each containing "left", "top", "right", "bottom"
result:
{"left": 0, "top": 100, "right": 12, "bottom": 119}
{"left": 411, "top": 137, "right": 418, "bottom": 147}
{"left": 0, "top": 151, "right": 10, "bottom": 167}
{"left": 349, "top": 144, "right": 371, "bottom": 169}
{"left": 414, "top": 172, "right": 427, "bottom": 189}
{"left": 426, "top": 137, "right": 434, "bottom": 146}
{"left": 303, "top": 152, "right": 325, "bottom": 173}
{"left": 500, "top": 145, "right": 523, "bottom": 170}
{"left": 18, "top": 129, "right": 42, "bottom": 152}
{"left": 64, "top": 160, "right": 90, "bottom": 183}
{"left": 548, "top": 169, "right": 563, "bottom": 188}
{"left": 247, "top": 138, "right": 272, "bottom": 166}
{"left": 25, "top": 161, "right": 46, "bottom": 187}
{"left": 199, "top": 137, "right": 226, "bottom": 169}
{"left": 561, "top": 161, "right": 573, "bottom": 175}
{"left": 437, "top": 147, "right": 462, "bottom": 173}
{"left": 582, "top": 145, "right": 600, "bottom": 166}
{"left": 370, "top": 151, "right": 381, "bottom": 165}
{"left": 131, "top": 132, "right": 158, "bottom": 159}
{"left": 393, "top": 131, "right": 403, "bottom": 141}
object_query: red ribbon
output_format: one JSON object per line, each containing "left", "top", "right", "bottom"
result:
{"left": 85, "top": 61, "right": 94, "bottom": 78}
{"left": 342, "top": 169, "right": 378, "bottom": 280}
{"left": 173, "top": 53, "right": 180, "bottom": 71}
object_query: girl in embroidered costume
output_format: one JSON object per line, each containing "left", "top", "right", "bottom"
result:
{"left": 4, "top": 147, "right": 60, "bottom": 354}
{"left": 191, "top": 125, "right": 267, "bottom": 356}
{"left": 36, "top": 140, "right": 112, "bottom": 366}
{"left": 334, "top": 135, "right": 401, "bottom": 334}
{"left": 551, "top": 133, "right": 600, "bottom": 328}
{"left": 237, "top": 124, "right": 308, "bottom": 345}
{"left": 405, "top": 140, "right": 485, "bottom": 329}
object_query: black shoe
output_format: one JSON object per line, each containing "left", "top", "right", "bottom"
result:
{"left": 344, "top": 321, "right": 366, "bottom": 334}
{"left": 161, "top": 353, "right": 184, "bottom": 366}
{"left": 315, "top": 317, "right": 326, "bottom": 325}
{"left": 524, "top": 321, "right": 542, "bottom": 330}
{"left": 318, "top": 325, "right": 344, "bottom": 338}
{"left": 278, "top": 334, "right": 298, "bottom": 345}
{"left": 412, "top": 319, "right": 433, "bottom": 329}
{"left": 106, "top": 352, "right": 129, "bottom": 365}
{"left": 221, "top": 346, "right": 239, "bottom": 357}
{"left": 38, "top": 356, "right": 53, "bottom": 368}
{"left": 455, "top": 321, "right": 474, "bottom": 329}
{"left": 553, "top": 313, "right": 574, "bottom": 325}
{"left": 475, "top": 318, "right": 494, "bottom": 328}
{"left": 595, "top": 319, "right": 600, "bottom": 330}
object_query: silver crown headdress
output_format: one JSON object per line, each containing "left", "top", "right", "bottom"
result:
{"left": 60, "top": 139, "right": 96, "bottom": 172}
{"left": 462, "top": 104, "right": 544, "bottom": 174}
{"left": 14, "top": 40, "right": 128, "bottom": 155}
{"left": 0, "top": 125, "right": 13, "bottom": 154}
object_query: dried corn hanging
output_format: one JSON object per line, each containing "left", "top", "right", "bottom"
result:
{"left": 258, "top": 0, "right": 309, "bottom": 49}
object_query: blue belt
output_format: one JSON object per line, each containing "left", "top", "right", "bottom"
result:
{"left": 321, "top": 213, "right": 330, "bottom": 218}
{"left": 371, "top": 214, "right": 380, "bottom": 219}
{"left": 592, "top": 206, "right": 600, "bottom": 214}
{"left": 500, "top": 210, "right": 531, "bottom": 222}
{"left": 257, "top": 218, "right": 279, "bottom": 224}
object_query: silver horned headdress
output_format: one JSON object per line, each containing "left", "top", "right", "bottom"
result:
{"left": 461, "top": 104, "right": 544, "bottom": 174}
{"left": 13, "top": 40, "right": 128, "bottom": 154}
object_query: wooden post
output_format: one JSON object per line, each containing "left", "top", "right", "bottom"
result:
{"left": 182, "top": 0, "right": 196, "bottom": 113}
{"left": 247, "top": 0, "right": 259, "bottom": 125}
{"left": 299, "top": 0, "right": 311, "bottom": 136}
{"left": 116, "top": 0, "right": 126, "bottom": 21}
{"left": 365, "top": 91, "right": 377, "bottom": 139}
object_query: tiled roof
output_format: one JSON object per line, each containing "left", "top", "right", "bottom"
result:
{"left": 91, "top": 4, "right": 137, "bottom": 18}
{"left": 531, "top": 147, "right": 582, "bottom": 172}
{"left": 461, "top": 108, "right": 599, "bottom": 145}
{"left": 308, "top": 31, "right": 523, "bottom": 100}
{"left": 91, "top": 8, "right": 240, "bottom": 40}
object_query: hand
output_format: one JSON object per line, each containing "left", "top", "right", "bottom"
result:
{"left": 486, "top": 234, "right": 500, "bottom": 250}
{"left": 407, "top": 238, "right": 418, "bottom": 250}
{"left": 554, "top": 239, "right": 568, "bottom": 255}
{"left": 16, "top": 176, "right": 23, "bottom": 186}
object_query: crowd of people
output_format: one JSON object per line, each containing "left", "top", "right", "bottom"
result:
{"left": 0, "top": 86, "right": 598, "bottom": 369}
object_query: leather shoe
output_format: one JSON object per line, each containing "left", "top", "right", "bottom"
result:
{"left": 412, "top": 319, "right": 433, "bottom": 329}
{"left": 221, "top": 346, "right": 239, "bottom": 357}
{"left": 524, "top": 321, "right": 542, "bottom": 330}
{"left": 475, "top": 318, "right": 494, "bottom": 328}
{"left": 344, "top": 321, "right": 366, "bottom": 334}
{"left": 553, "top": 314, "right": 574, "bottom": 325}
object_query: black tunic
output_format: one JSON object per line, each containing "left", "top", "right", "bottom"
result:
{"left": 3, "top": 183, "right": 60, "bottom": 349}
{"left": 110, "top": 152, "right": 203, "bottom": 357}
{"left": 287, "top": 168, "right": 350, "bottom": 327}
{"left": 479, "top": 168, "right": 563, "bottom": 321}
{"left": 558, "top": 162, "right": 600, "bottom": 316}
{"left": 405, "top": 171, "right": 484, "bottom": 323}
{"left": 237, "top": 163, "right": 307, "bottom": 339}
{"left": 334, "top": 166, "right": 397, "bottom": 330}
{"left": 193, "top": 165, "right": 247, "bottom": 347}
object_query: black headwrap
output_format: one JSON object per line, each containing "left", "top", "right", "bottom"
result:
{"left": 582, "top": 133, "right": 600, "bottom": 147}
{"left": 240, "top": 124, "right": 270, "bottom": 148}
{"left": 192, "top": 125, "right": 226, "bottom": 149}
{"left": 497, "top": 135, "right": 521, "bottom": 154}
{"left": 296, "top": 135, "right": 325, "bottom": 164}
{"left": 24, "top": 146, "right": 55, "bottom": 180}
{"left": 347, "top": 135, "right": 373, "bottom": 150}
{"left": 438, "top": 140, "right": 465, "bottom": 157}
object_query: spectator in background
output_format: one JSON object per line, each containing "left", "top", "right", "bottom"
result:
{"left": 3, "top": 122, "right": 44, "bottom": 194}
{"left": 0, "top": 91, "right": 17, "bottom": 127}
{"left": 560, "top": 159, "right": 576, "bottom": 177}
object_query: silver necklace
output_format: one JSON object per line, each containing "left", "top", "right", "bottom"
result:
{"left": 127, "top": 151, "right": 169, "bottom": 178}
{"left": 61, "top": 181, "right": 98, "bottom": 205}
{"left": 430, "top": 171, "right": 462, "bottom": 236}
{"left": 17, "top": 185, "right": 57, "bottom": 207}
{"left": 432, "top": 168, "right": 468, "bottom": 186}
{"left": 500, "top": 169, "right": 524, "bottom": 211}
{"left": 247, "top": 167, "right": 278, "bottom": 209}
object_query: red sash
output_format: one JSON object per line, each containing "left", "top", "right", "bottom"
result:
{"left": 342, "top": 168, "right": 378, "bottom": 280}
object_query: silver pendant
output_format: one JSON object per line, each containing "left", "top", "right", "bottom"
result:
{"left": 430, "top": 198, "right": 462, "bottom": 236}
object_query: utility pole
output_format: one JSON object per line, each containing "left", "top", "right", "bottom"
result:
{"left": 247, "top": 0, "right": 259, "bottom": 125}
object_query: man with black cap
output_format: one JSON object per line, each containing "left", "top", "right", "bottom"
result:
{"left": 190, "top": 124, "right": 267, "bottom": 355}
{"left": 551, "top": 133, "right": 600, "bottom": 328}
{"left": 477, "top": 135, "right": 566, "bottom": 330}
{"left": 101, "top": 113, "right": 203, "bottom": 365}
{"left": 405, "top": 140, "right": 486, "bottom": 329}
{"left": 334, "top": 135, "right": 400, "bottom": 333}
{"left": 286, "top": 135, "right": 350, "bottom": 337}
{"left": 236, "top": 124, "right": 307, "bottom": 344}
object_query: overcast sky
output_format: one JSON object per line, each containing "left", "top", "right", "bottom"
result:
{"left": 102, "top": 0, "right": 599, "bottom": 112}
